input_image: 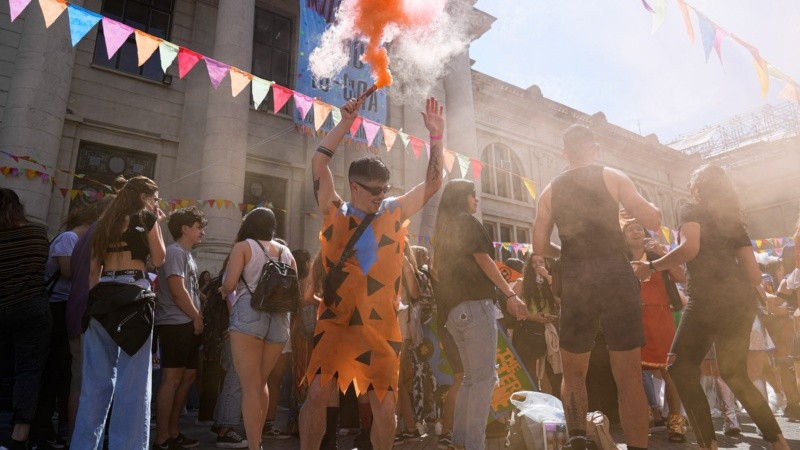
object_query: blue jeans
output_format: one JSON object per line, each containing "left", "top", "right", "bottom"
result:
{"left": 71, "top": 276, "right": 153, "bottom": 450}
{"left": 446, "top": 299, "right": 498, "bottom": 450}
{"left": 214, "top": 339, "right": 242, "bottom": 428}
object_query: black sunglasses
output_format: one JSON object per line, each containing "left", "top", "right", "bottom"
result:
{"left": 354, "top": 180, "right": 391, "bottom": 196}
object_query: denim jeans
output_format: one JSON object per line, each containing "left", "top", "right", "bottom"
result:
{"left": 446, "top": 299, "right": 498, "bottom": 450}
{"left": 71, "top": 276, "right": 153, "bottom": 450}
{"left": 0, "top": 295, "right": 51, "bottom": 425}
{"left": 214, "top": 339, "right": 242, "bottom": 428}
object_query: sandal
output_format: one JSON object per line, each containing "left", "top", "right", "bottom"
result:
{"left": 667, "top": 413, "right": 687, "bottom": 443}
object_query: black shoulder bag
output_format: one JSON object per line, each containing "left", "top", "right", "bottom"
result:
{"left": 323, "top": 214, "right": 376, "bottom": 307}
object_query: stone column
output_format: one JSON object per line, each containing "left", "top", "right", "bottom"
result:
{"left": 195, "top": 0, "right": 255, "bottom": 262}
{"left": 0, "top": 2, "right": 82, "bottom": 224}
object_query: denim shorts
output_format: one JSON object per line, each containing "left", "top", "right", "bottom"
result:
{"left": 229, "top": 294, "right": 290, "bottom": 343}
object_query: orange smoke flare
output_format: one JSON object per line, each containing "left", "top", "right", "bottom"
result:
{"left": 353, "top": 0, "right": 429, "bottom": 88}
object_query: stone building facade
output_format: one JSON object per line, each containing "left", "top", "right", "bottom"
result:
{"left": 1, "top": 0, "right": 696, "bottom": 273}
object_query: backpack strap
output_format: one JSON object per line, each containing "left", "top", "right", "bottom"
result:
{"left": 240, "top": 239, "right": 271, "bottom": 295}
{"left": 331, "top": 213, "right": 376, "bottom": 274}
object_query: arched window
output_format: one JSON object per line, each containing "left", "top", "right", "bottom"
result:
{"left": 481, "top": 144, "right": 527, "bottom": 202}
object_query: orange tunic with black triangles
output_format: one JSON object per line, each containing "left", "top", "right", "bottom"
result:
{"left": 305, "top": 198, "right": 406, "bottom": 401}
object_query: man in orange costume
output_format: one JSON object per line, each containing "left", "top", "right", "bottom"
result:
{"left": 300, "top": 97, "right": 445, "bottom": 450}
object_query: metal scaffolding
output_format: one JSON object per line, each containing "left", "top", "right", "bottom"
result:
{"left": 669, "top": 101, "right": 800, "bottom": 158}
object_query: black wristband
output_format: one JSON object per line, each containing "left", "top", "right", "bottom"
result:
{"left": 316, "top": 146, "right": 334, "bottom": 158}
{"left": 648, "top": 260, "right": 656, "bottom": 271}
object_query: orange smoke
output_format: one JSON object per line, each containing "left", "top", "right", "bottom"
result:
{"left": 353, "top": 0, "right": 431, "bottom": 88}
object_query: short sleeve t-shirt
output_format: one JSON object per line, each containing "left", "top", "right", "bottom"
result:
{"left": 156, "top": 242, "right": 200, "bottom": 325}
{"left": 679, "top": 202, "right": 752, "bottom": 295}
{"left": 44, "top": 231, "right": 79, "bottom": 303}
{"left": 435, "top": 213, "right": 496, "bottom": 316}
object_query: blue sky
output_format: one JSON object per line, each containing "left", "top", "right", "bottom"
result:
{"left": 470, "top": 1, "right": 800, "bottom": 144}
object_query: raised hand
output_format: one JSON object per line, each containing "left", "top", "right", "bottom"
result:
{"left": 421, "top": 97, "right": 445, "bottom": 137}
{"left": 340, "top": 98, "right": 363, "bottom": 124}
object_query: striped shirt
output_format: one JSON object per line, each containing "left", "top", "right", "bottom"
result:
{"left": 0, "top": 224, "right": 49, "bottom": 308}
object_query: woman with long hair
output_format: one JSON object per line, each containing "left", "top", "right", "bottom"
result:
{"left": 0, "top": 189, "right": 51, "bottom": 450}
{"left": 219, "top": 207, "right": 296, "bottom": 450}
{"left": 632, "top": 165, "right": 789, "bottom": 450}
{"left": 511, "top": 252, "right": 562, "bottom": 399}
{"left": 72, "top": 176, "right": 166, "bottom": 450}
{"left": 431, "top": 179, "right": 525, "bottom": 450}
{"left": 623, "top": 220, "right": 687, "bottom": 442}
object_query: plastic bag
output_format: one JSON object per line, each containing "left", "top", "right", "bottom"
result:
{"left": 509, "top": 391, "right": 565, "bottom": 449}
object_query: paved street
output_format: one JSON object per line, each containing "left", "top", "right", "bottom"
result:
{"left": 182, "top": 410, "right": 800, "bottom": 449}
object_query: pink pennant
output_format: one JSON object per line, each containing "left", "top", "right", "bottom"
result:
{"left": 272, "top": 85, "right": 293, "bottom": 112}
{"left": 293, "top": 92, "right": 314, "bottom": 119}
{"left": 349, "top": 116, "right": 363, "bottom": 137}
{"left": 9, "top": 0, "right": 33, "bottom": 22}
{"left": 177, "top": 47, "right": 203, "bottom": 79}
{"left": 204, "top": 57, "right": 229, "bottom": 89}
{"left": 712, "top": 26, "right": 725, "bottom": 63}
{"left": 470, "top": 159, "right": 483, "bottom": 180}
{"left": 101, "top": 17, "right": 134, "bottom": 60}
{"left": 361, "top": 119, "right": 381, "bottom": 146}
{"left": 410, "top": 137, "right": 424, "bottom": 159}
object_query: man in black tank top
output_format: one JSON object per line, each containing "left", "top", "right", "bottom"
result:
{"left": 533, "top": 125, "right": 662, "bottom": 450}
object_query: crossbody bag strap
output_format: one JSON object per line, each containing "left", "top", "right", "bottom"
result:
{"left": 332, "top": 214, "right": 376, "bottom": 273}
{"left": 240, "top": 239, "right": 271, "bottom": 296}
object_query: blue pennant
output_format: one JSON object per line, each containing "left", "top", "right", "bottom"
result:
{"left": 353, "top": 223, "right": 378, "bottom": 275}
{"left": 67, "top": 4, "right": 103, "bottom": 47}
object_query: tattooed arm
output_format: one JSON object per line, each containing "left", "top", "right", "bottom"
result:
{"left": 399, "top": 97, "right": 445, "bottom": 221}
{"left": 312, "top": 98, "right": 362, "bottom": 212}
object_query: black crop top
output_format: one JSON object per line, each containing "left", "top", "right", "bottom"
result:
{"left": 106, "top": 210, "right": 157, "bottom": 263}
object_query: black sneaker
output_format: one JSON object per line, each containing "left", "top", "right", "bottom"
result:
{"left": 393, "top": 429, "right": 424, "bottom": 446}
{"left": 154, "top": 438, "right": 185, "bottom": 450}
{"left": 561, "top": 437, "right": 597, "bottom": 450}
{"left": 44, "top": 436, "right": 67, "bottom": 449}
{"left": 320, "top": 432, "right": 338, "bottom": 450}
{"left": 354, "top": 429, "right": 372, "bottom": 450}
{"left": 1, "top": 438, "right": 27, "bottom": 450}
{"left": 216, "top": 430, "right": 248, "bottom": 449}
{"left": 174, "top": 433, "right": 199, "bottom": 449}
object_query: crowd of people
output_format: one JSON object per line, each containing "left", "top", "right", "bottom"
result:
{"left": 1, "top": 96, "right": 799, "bottom": 450}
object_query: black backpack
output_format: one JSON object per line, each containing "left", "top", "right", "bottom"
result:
{"left": 243, "top": 240, "right": 300, "bottom": 313}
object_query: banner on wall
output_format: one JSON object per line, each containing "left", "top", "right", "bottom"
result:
{"left": 297, "top": 0, "right": 387, "bottom": 125}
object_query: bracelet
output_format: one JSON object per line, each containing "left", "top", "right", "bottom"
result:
{"left": 648, "top": 260, "right": 656, "bottom": 271}
{"left": 506, "top": 292, "right": 516, "bottom": 299}
{"left": 429, "top": 135, "right": 443, "bottom": 141}
{"left": 316, "top": 146, "right": 334, "bottom": 158}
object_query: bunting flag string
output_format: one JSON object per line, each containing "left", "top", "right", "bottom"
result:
{"left": 4, "top": 0, "right": 539, "bottom": 202}
{"left": 642, "top": 0, "right": 800, "bottom": 100}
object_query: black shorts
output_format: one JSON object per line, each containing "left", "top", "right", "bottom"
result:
{"left": 156, "top": 322, "right": 201, "bottom": 369}
{"left": 437, "top": 315, "right": 464, "bottom": 374}
{"left": 558, "top": 253, "right": 645, "bottom": 353}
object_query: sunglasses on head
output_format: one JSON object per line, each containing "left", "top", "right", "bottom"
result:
{"left": 354, "top": 180, "right": 391, "bottom": 196}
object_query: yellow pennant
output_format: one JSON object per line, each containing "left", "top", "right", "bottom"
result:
{"left": 39, "top": 0, "right": 67, "bottom": 28}
{"left": 443, "top": 150, "right": 456, "bottom": 173}
{"left": 134, "top": 30, "right": 161, "bottom": 66}
{"left": 523, "top": 178, "right": 537, "bottom": 200}
{"left": 313, "top": 100, "right": 332, "bottom": 131}
{"left": 229, "top": 67, "right": 252, "bottom": 98}
{"left": 382, "top": 126, "right": 398, "bottom": 151}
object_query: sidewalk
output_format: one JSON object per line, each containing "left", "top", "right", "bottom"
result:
{"left": 184, "top": 412, "right": 800, "bottom": 449}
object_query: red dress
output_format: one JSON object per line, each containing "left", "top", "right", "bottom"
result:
{"left": 640, "top": 270, "right": 676, "bottom": 369}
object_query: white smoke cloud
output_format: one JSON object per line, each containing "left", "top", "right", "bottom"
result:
{"left": 309, "top": 0, "right": 475, "bottom": 105}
